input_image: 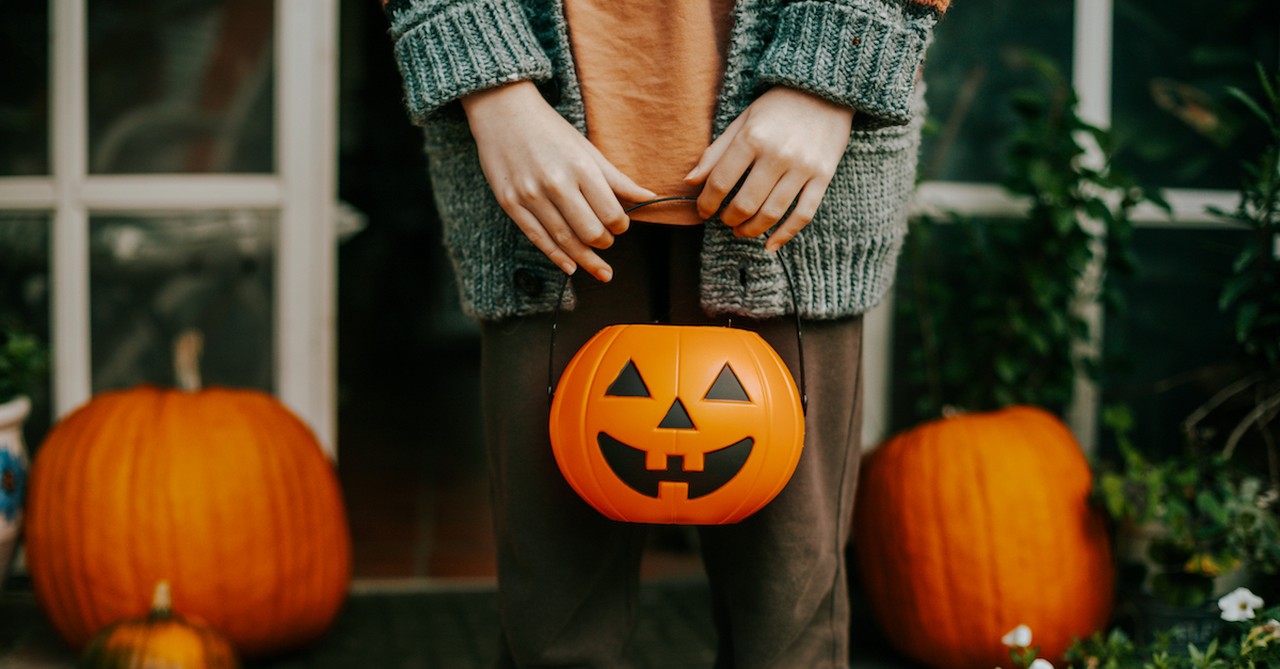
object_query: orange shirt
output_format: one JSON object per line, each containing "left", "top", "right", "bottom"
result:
{"left": 563, "top": 0, "right": 736, "bottom": 225}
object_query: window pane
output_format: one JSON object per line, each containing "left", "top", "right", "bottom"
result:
{"left": 1112, "top": 0, "right": 1279, "bottom": 189}
{"left": 920, "top": 1, "right": 1074, "bottom": 183}
{"left": 1101, "top": 227, "right": 1254, "bottom": 458}
{"left": 90, "top": 212, "right": 275, "bottom": 393}
{"left": 88, "top": 1, "right": 275, "bottom": 175}
{"left": 0, "top": 4, "right": 50, "bottom": 175}
{"left": 0, "top": 214, "right": 52, "bottom": 447}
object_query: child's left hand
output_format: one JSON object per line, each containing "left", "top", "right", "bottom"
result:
{"left": 684, "top": 86, "right": 855, "bottom": 252}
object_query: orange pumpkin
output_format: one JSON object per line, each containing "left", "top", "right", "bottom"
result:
{"left": 853, "top": 406, "right": 1114, "bottom": 668}
{"left": 26, "top": 372, "right": 351, "bottom": 657}
{"left": 550, "top": 324, "right": 804, "bottom": 524}
{"left": 81, "top": 581, "right": 240, "bottom": 669}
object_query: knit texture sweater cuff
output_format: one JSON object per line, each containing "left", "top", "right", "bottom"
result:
{"left": 389, "top": 0, "right": 554, "bottom": 124}
{"left": 757, "top": 1, "right": 935, "bottom": 124}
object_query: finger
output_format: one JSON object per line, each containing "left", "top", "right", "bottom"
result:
{"left": 526, "top": 198, "right": 614, "bottom": 282}
{"left": 505, "top": 204, "right": 579, "bottom": 276}
{"left": 546, "top": 182, "right": 615, "bottom": 250}
{"left": 589, "top": 144, "right": 656, "bottom": 205}
{"left": 734, "top": 171, "right": 809, "bottom": 238}
{"left": 580, "top": 172, "right": 632, "bottom": 236}
{"left": 684, "top": 115, "right": 744, "bottom": 186}
{"left": 717, "top": 154, "right": 789, "bottom": 228}
{"left": 766, "top": 178, "right": 829, "bottom": 252}
{"left": 585, "top": 149, "right": 646, "bottom": 235}
{"left": 696, "top": 138, "right": 758, "bottom": 220}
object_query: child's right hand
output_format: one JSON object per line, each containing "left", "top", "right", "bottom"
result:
{"left": 461, "top": 81, "right": 655, "bottom": 282}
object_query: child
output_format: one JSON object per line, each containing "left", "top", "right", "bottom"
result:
{"left": 383, "top": 1, "right": 947, "bottom": 666}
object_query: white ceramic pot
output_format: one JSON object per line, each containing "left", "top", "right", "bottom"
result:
{"left": 0, "top": 395, "right": 31, "bottom": 587}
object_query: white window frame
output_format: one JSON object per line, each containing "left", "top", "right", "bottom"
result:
{"left": 862, "top": 0, "right": 1271, "bottom": 452}
{"left": 0, "top": 0, "right": 339, "bottom": 456}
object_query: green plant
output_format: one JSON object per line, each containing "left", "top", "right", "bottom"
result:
{"left": 1091, "top": 66, "right": 1280, "bottom": 610}
{"left": 0, "top": 320, "right": 46, "bottom": 405}
{"left": 899, "top": 50, "right": 1166, "bottom": 422}
{"left": 1202, "top": 64, "right": 1280, "bottom": 472}
{"left": 1096, "top": 405, "right": 1280, "bottom": 607}
{"left": 1062, "top": 603, "right": 1280, "bottom": 668}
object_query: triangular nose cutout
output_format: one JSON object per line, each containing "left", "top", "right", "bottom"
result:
{"left": 658, "top": 398, "right": 696, "bottom": 430}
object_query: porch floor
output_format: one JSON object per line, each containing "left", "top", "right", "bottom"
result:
{"left": 0, "top": 577, "right": 922, "bottom": 668}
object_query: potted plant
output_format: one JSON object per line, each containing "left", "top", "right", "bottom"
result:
{"left": 1092, "top": 64, "right": 1280, "bottom": 649}
{"left": 0, "top": 320, "right": 47, "bottom": 585}
{"left": 1095, "top": 405, "right": 1278, "bottom": 647}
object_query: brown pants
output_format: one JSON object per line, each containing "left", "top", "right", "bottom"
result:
{"left": 481, "top": 224, "right": 864, "bottom": 669}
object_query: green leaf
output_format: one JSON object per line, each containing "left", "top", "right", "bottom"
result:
{"left": 1227, "top": 86, "right": 1271, "bottom": 126}
{"left": 1234, "top": 244, "right": 1260, "bottom": 273}
{"left": 1195, "top": 491, "right": 1228, "bottom": 525}
{"left": 1236, "top": 301, "right": 1260, "bottom": 342}
{"left": 1219, "top": 273, "right": 1253, "bottom": 310}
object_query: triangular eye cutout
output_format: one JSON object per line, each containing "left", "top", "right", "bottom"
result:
{"left": 605, "top": 360, "right": 650, "bottom": 397}
{"left": 704, "top": 363, "right": 750, "bottom": 402}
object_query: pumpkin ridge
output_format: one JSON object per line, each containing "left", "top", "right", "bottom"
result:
{"left": 290, "top": 396, "right": 352, "bottom": 644}
{"left": 158, "top": 390, "right": 197, "bottom": 635}
{"left": 576, "top": 327, "right": 629, "bottom": 521}
{"left": 247, "top": 390, "right": 331, "bottom": 651}
{"left": 1018, "top": 407, "right": 1112, "bottom": 656}
{"left": 201, "top": 390, "right": 254, "bottom": 645}
{"left": 1014, "top": 409, "right": 1064, "bottom": 642}
{"left": 720, "top": 333, "right": 786, "bottom": 523}
{"left": 100, "top": 392, "right": 159, "bottom": 642}
{"left": 943, "top": 418, "right": 975, "bottom": 661}
{"left": 268, "top": 390, "right": 349, "bottom": 646}
{"left": 48, "top": 396, "right": 97, "bottom": 645}
{"left": 123, "top": 391, "right": 162, "bottom": 636}
{"left": 555, "top": 330, "right": 594, "bottom": 507}
{"left": 236, "top": 391, "right": 298, "bottom": 650}
{"left": 220, "top": 391, "right": 258, "bottom": 641}
{"left": 27, "top": 396, "right": 94, "bottom": 643}
{"left": 991, "top": 412, "right": 1033, "bottom": 657}
{"left": 970, "top": 413, "right": 1007, "bottom": 662}
{"left": 979, "top": 411, "right": 1024, "bottom": 663}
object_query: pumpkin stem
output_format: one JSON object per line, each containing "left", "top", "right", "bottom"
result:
{"left": 174, "top": 330, "right": 204, "bottom": 392}
{"left": 151, "top": 580, "right": 173, "bottom": 616}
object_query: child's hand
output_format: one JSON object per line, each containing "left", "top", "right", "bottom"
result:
{"left": 462, "top": 81, "right": 656, "bottom": 282}
{"left": 684, "top": 86, "right": 854, "bottom": 252}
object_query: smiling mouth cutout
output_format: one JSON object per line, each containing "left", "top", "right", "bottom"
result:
{"left": 597, "top": 433, "right": 755, "bottom": 499}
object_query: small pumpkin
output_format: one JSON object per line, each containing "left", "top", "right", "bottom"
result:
{"left": 82, "top": 581, "right": 240, "bottom": 669}
{"left": 853, "top": 406, "right": 1114, "bottom": 668}
{"left": 26, "top": 332, "right": 351, "bottom": 657}
{"left": 550, "top": 324, "right": 804, "bottom": 524}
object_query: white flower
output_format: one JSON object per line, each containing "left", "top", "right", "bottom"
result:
{"left": 1001, "top": 624, "right": 1032, "bottom": 648}
{"left": 1029, "top": 660, "right": 1054, "bottom": 669}
{"left": 1219, "top": 587, "right": 1265, "bottom": 622}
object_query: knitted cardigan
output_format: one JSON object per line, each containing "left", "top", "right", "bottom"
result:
{"left": 384, "top": 0, "right": 946, "bottom": 320}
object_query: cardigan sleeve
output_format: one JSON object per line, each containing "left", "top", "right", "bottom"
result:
{"left": 756, "top": 0, "right": 947, "bottom": 124}
{"left": 383, "top": 0, "right": 554, "bottom": 125}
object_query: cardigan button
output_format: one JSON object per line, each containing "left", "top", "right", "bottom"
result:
{"left": 512, "top": 268, "right": 544, "bottom": 297}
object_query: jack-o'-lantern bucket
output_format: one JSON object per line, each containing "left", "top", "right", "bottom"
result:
{"left": 550, "top": 321, "right": 804, "bottom": 525}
